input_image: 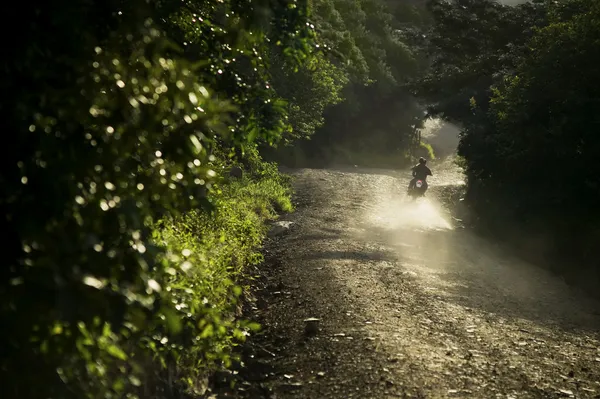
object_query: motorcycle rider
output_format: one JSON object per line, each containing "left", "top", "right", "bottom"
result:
{"left": 408, "top": 157, "right": 432, "bottom": 191}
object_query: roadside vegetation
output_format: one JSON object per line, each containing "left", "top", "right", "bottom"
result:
{"left": 1, "top": 0, "right": 431, "bottom": 397}
{"left": 415, "top": 0, "right": 600, "bottom": 291}
{"left": 5, "top": 0, "right": 598, "bottom": 397}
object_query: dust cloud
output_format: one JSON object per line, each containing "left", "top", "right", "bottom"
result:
{"left": 368, "top": 117, "right": 461, "bottom": 233}
{"left": 369, "top": 196, "right": 453, "bottom": 232}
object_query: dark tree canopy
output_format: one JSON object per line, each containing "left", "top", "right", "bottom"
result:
{"left": 415, "top": 0, "right": 600, "bottom": 286}
{"left": 266, "top": 0, "right": 431, "bottom": 168}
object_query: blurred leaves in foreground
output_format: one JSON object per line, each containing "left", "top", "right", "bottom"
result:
{"left": 1, "top": 0, "right": 312, "bottom": 397}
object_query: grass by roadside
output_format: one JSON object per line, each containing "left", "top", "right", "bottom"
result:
{"left": 146, "top": 163, "right": 294, "bottom": 396}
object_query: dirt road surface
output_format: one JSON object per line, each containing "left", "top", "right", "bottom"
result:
{"left": 219, "top": 160, "right": 600, "bottom": 399}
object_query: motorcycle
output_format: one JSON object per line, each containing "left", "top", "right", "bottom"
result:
{"left": 407, "top": 178, "right": 428, "bottom": 199}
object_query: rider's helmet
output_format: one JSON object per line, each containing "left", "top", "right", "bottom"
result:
{"left": 418, "top": 157, "right": 427, "bottom": 165}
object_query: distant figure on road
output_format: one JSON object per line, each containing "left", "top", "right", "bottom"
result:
{"left": 408, "top": 157, "right": 432, "bottom": 191}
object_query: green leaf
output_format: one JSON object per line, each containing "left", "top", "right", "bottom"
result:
{"left": 200, "top": 324, "right": 214, "bottom": 338}
{"left": 129, "top": 375, "right": 142, "bottom": 387}
{"left": 106, "top": 345, "right": 128, "bottom": 361}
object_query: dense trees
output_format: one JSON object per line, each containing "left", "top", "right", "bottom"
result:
{"left": 1, "top": 0, "right": 317, "bottom": 397}
{"left": 267, "top": 0, "right": 431, "bottom": 168}
{"left": 2, "top": 0, "right": 435, "bottom": 396}
{"left": 416, "top": 0, "right": 600, "bottom": 286}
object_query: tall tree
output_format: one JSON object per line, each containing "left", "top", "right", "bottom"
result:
{"left": 415, "top": 0, "right": 600, "bottom": 283}
{"left": 269, "top": 0, "right": 429, "bottom": 168}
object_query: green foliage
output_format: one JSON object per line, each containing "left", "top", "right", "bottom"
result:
{"left": 269, "top": 0, "right": 429, "bottom": 168}
{"left": 1, "top": 0, "right": 310, "bottom": 397}
{"left": 454, "top": 155, "right": 467, "bottom": 171}
{"left": 414, "top": 0, "right": 552, "bottom": 210}
{"left": 159, "top": 0, "right": 315, "bottom": 149}
{"left": 2, "top": 0, "right": 453, "bottom": 396}
{"left": 417, "top": 0, "right": 598, "bottom": 219}
{"left": 4, "top": 23, "right": 232, "bottom": 399}
{"left": 323, "top": 0, "right": 423, "bottom": 147}
{"left": 484, "top": 0, "right": 600, "bottom": 215}
{"left": 269, "top": 49, "right": 349, "bottom": 143}
{"left": 415, "top": 0, "right": 547, "bottom": 124}
{"left": 416, "top": 0, "right": 600, "bottom": 284}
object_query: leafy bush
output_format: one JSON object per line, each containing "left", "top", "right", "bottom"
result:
{"left": 3, "top": 24, "right": 237, "bottom": 398}
{"left": 415, "top": 0, "right": 600, "bottom": 289}
{"left": 1, "top": 0, "right": 310, "bottom": 397}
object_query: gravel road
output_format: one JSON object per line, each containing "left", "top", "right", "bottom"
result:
{"left": 216, "top": 161, "right": 600, "bottom": 399}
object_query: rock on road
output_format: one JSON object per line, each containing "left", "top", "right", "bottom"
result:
{"left": 227, "top": 164, "right": 600, "bottom": 399}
